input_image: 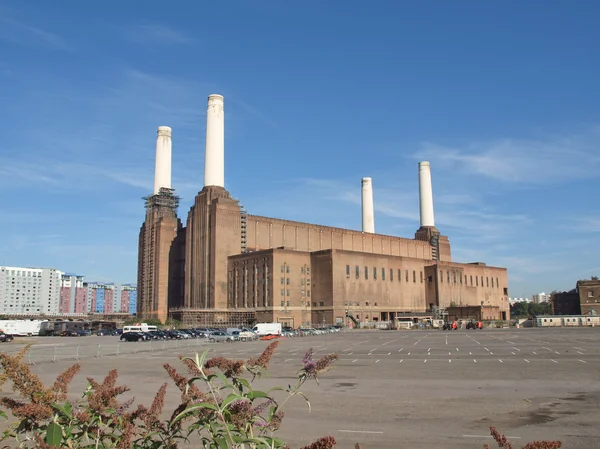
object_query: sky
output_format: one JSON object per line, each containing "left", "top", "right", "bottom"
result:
{"left": 0, "top": 1, "right": 599, "bottom": 297}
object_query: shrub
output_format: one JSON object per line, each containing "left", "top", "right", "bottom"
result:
{"left": 0, "top": 341, "right": 341, "bottom": 448}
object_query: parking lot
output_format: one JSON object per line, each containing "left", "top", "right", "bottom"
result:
{"left": 2, "top": 328, "right": 599, "bottom": 448}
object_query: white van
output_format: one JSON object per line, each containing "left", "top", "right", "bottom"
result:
{"left": 252, "top": 322, "right": 282, "bottom": 336}
{"left": 123, "top": 323, "right": 157, "bottom": 333}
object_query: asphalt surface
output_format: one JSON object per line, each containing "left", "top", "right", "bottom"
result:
{"left": 1, "top": 328, "right": 599, "bottom": 448}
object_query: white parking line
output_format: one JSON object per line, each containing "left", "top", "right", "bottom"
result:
{"left": 398, "top": 348, "right": 404, "bottom": 352}
{"left": 524, "top": 359, "right": 530, "bottom": 363}
{"left": 339, "top": 430, "right": 383, "bottom": 434}
{"left": 407, "top": 352, "right": 411, "bottom": 355}
{"left": 513, "top": 347, "right": 520, "bottom": 352}
{"left": 578, "top": 360, "right": 587, "bottom": 364}
{"left": 574, "top": 347, "right": 585, "bottom": 351}
{"left": 469, "top": 352, "right": 472, "bottom": 355}
{"left": 577, "top": 351, "right": 584, "bottom": 354}
{"left": 348, "top": 352, "right": 353, "bottom": 355}
{"left": 456, "top": 348, "right": 459, "bottom": 352}
{"left": 352, "top": 359, "right": 357, "bottom": 363}
{"left": 424, "top": 359, "right": 427, "bottom": 363}
{"left": 463, "top": 434, "right": 520, "bottom": 439}
{"left": 399, "top": 359, "right": 403, "bottom": 363}
{"left": 511, "top": 352, "right": 515, "bottom": 355}
{"left": 532, "top": 351, "right": 537, "bottom": 355}
{"left": 550, "top": 359, "right": 558, "bottom": 363}
{"left": 284, "top": 359, "right": 293, "bottom": 363}
{"left": 387, "top": 352, "right": 391, "bottom": 355}
{"left": 498, "top": 359, "right": 503, "bottom": 363}
{"left": 473, "top": 359, "right": 477, "bottom": 363}
{"left": 449, "top": 359, "right": 451, "bottom": 363}
{"left": 506, "top": 341, "right": 515, "bottom": 345}
{"left": 375, "top": 360, "right": 380, "bottom": 363}
{"left": 554, "top": 351, "right": 560, "bottom": 355}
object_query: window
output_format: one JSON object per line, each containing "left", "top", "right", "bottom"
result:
{"left": 390, "top": 269, "right": 393, "bottom": 281}
{"left": 286, "top": 266, "right": 290, "bottom": 273}
{"left": 486, "top": 277, "right": 489, "bottom": 287}
{"left": 373, "top": 267, "right": 377, "bottom": 280}
{"left": 286, "top": 278, "right": 290, "bottom": 285}
{"left": 365, "top": 266, "right": 368, "bottom": 279}
{"left": 355, "top": 266, "right": 360, "bottom": 278}
{"left": 280, "top": 289, "right": 285, "bottom": 296}
{"left": 413, "top": 271, "right": 416, "bottom": 283}
{"left": 406, "top": 270, "right": 409, "bottom": 282}
{"left": 280, "top": 278, "right": 284, "bottom": 285}
{"left": 301, "top": 267, "right": 305, "bottom": 274}
{"left": 447, "top": 271, "right": 450, "bottom": 283}
{"left": 281, "top": 266, "right": 285, "bottom": 273}
{"left": 346, "top": 265, "right": 350, "bottom": 278}
{"left": 496, "top": 277, "right": 499, "bottom": 287}
{"left": 382, "top": 268, "right": 385, "bottom": 281}
{"left": 307, "top": 290, "right": 311, "bottom": 297}
{"left": 440, "top": 270, "right": 443, "bottom": 283}
{"left": 481, "top": 277, "right": 484, "bottom": 287}
{"left": 420, "top": 271, "right": 423, "bottom": 283}
{"left": 588, "top": 291, "right": 594, "bottom": 297}
{"left": 301, "top": 279, "right": 305, "bottom": 285}
{"left": 286, "top": 289, "right": 290, "bottom": 296}
{"left": 453, "top": 271, "right": 456, "bottom": 284}
{"left": 491, "top": 277, "right": 494, "bottom": 287}
{"left": 459, "top": 273, "right": 463, "bottom": 284}
{"left": 319, "top": 301, "right": 324, "bottom": 307}
{"left": 476, "top": 277, "right": 479, "bottom": 287}
{"left": 470, "top": 275, "right": 473, "bottom": 286}
{"left": 286, "top": 301, "right": 290, "bottom": 307}
{"left": 398, "top": 269, "right": 401, "bottom": 281}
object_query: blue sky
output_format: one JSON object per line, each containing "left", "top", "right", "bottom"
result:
{"left": 1, "top": 1, "right": 599, "bottom": 297}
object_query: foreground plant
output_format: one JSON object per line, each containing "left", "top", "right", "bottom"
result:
{"left": 485, "top": 426, "right": 562, "bottom": 449}
{"left": 0, "top": 341, "right": 341, "bottom": 448}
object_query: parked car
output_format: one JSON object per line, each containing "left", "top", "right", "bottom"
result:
{"left": 208, "top": 331, "right": 234, "bottom": 343}
{"left": 0, "top": 332, "right": 14, "bottom": 343}
{"left": 120, "top": 331, "right": 148, "bottom": 342}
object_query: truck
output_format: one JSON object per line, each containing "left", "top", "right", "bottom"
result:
{"left": 0, "top": 319, "right": 48, "bottom": 336}
{"left": 252, "top": 322, "right": 282, "bottom": 336}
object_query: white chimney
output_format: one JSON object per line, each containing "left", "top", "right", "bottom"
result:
{"left": 361, "top": 177, "right": 375, "bottom": 233}
{"left": 418, "top": 161, "right": 435, "bottom": 227}
{"left": 153, "top": 126, "right": 172, "bottom": 194}
{"left": 204, "top": 94, "right": 225, "bottom": 188}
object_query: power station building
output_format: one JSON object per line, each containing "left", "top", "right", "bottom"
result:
{"left": 137, "top": 95, "right": 510, "bottom": 327}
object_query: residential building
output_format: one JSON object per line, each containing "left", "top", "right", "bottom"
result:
{"left": 59, "top": 274, "right": 86, "bottom": 314}
{"left": 577, "top": 279, "right": 600, "bottom": 316}
{"left": 0, "top": 266, "right": 61, "bottom": 315}
{"left": 532, "top": 292, "right": 550, "bottom": 304}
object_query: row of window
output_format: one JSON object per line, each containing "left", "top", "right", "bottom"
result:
{"left": 346, "top": 265, "right": 423, "bottom": 283}
{"left": 344, "top": 265, "right": 501, "bottom": 288}
{"left": 440, "top": 270, "right": 500, "bottom": 289}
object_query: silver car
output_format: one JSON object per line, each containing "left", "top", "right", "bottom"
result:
{"left": 208, "top": 331, "right": 234, "bottom": 343}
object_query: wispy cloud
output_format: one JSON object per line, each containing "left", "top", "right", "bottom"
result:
{"left": 414, "top": 127, "right": 600, "bottom": 183}
{"left": 124, "top": 23, "right": 194, "bottom": 45}
{"left": 0, "top": 18, "right": 71, "bottom": 51}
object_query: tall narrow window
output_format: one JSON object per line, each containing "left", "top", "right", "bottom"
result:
{"left": 440, "top": 270, "right": 443, "bottom": 282}
{"left": 382, "top": 268, "right": 385, "bottom": 280}
{"left": 406, "top": 270, "right": 409, "bottom": 282}
{"left": 365, "top": 266, "right": 368, "bottom": 280}
{"left": 420, "top": 271, "right": 423, "bottom": 283}
{"left": 470, "top": 275, "right": 473, "bottom": 286}
{"left": 413, "top": 271, "right": 416, "bottom": 283}
{"left": 373, "top": 267, "right": 377, "bottom": 280}
{"left": 390, "top": 269, "right": 393, "bottom": 281}
{"left": 398, "top": 269, "right": 401, "bottom": 281}
{"left": 355, "top": 266, "right": 359, "bottom": 278}
{"left": 346, "top": 265, "right": 350, "bottom": 278}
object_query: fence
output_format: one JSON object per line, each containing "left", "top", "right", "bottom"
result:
{"left": 26, "top": 338, "right": 211, "bottom": 365}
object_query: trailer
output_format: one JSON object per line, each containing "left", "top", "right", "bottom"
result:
{"left": 0, "top": 319, "right": 48, "bottom": 336}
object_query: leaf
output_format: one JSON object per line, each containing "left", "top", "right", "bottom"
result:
{"left": 214, "top": 436, "right": 229, "bottom": 449}
{"left": 171, "top": 402, "right": 219, "bottom": 425}
{"left": 295, "top": 391, "right": 311, "bottom": 412}
{"left": 220, "top": 392, "right": 243, "bottom": 410}
{"left": 45, "top": 422, "right": 62, "bottom": 447}
{"left": 247, "top": 390, "right": 269, "bottom": 400}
